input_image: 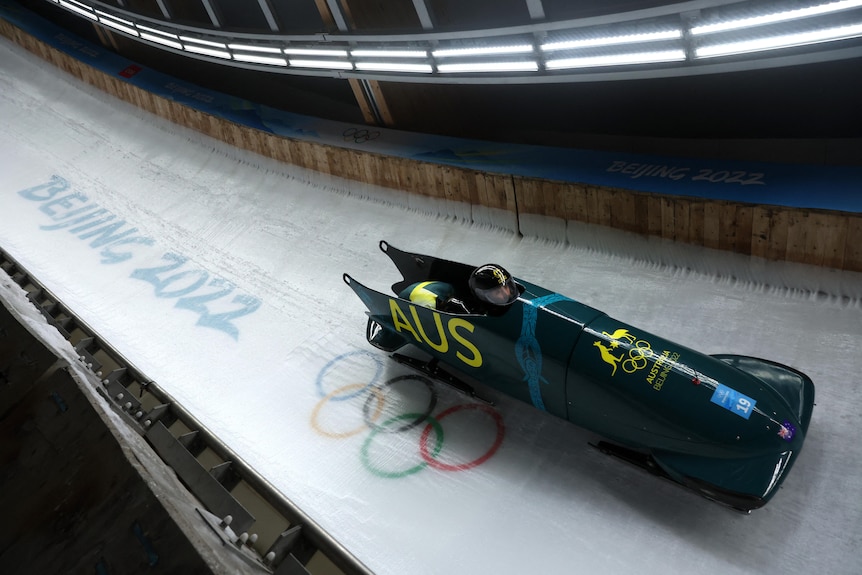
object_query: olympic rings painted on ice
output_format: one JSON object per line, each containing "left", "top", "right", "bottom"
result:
{"left": 311, "top": 383, "right": 386, "bottom": 439}
{"left": 420, "top": 404, "right": 505, "bottom": 472}
{"left": 315, "top": 350, "right": 383, "bottom": 401}
{"left": 362, "top": 375, "right": 438, "bottom": 433}
{"left": 311, "top": 350, "right": 507, "bottom": 478}
{"left": 361, "top": 413, "right": 444, "bottom": 479}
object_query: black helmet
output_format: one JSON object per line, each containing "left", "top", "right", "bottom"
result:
{"left": 469, "top": 264, "right": 519, "bottom": 306}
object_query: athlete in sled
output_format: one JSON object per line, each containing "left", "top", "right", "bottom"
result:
{"left": 343, "top": 241, "right": 814, "bottom": 512}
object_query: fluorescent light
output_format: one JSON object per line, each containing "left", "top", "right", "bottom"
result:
{"left": 433, "top": 44, "right": 533, "bottom": 57}
{"left": 179, "top": 36, "right": 227, "bottom": 49}
{"left": 96, "top": 12, "right": 139, "bottom": 37}
{"left": 288, "top": 59, "right": 354, "bottom": 70}
{"left": 137, "top": 24, "right": 173, "bottom": 37}
{"left": 141, "top": 32, "right": 183, "bottom": 50}
{"left": 437, "top": 61, "right": 539, "bottom": 73}
{"left": 59, "top": 0, "right": 96, "bottom": 20}
{"left": 541, "top": 29, "right": 681, "bottom": 51}
{"left": 351, "top": 49, "right": 428, "bottom": 58}
{"left": 696, "top": 22, "right": 862, "bottom": 57}
{"left": 354, "top": 62, "right": 433, "bottom": 73}
{"left": 95, "top": 10, "right": 133, "bottom": 26}
{"left": 283, "top": 48, "right": 349, "bottom": 57}
{"left": 228, "top": 43, "right": 283, "bottom": 54}
{"left": 63, "top": 0, "right": 91, "bottom": 10}
{"left": 232, "top": 53, "right": 288, "bottom": 66}
{"left": 99, "top": 20, "right": 139, "bottom": 37}
{"left": 546, "top": 50, "right": 686, "bottom": 69}
{"left": 691, "top": 0, "right": 862, "bottom": 35}
{"left": 184, "top": 44, "right": 232, "bottom": 59}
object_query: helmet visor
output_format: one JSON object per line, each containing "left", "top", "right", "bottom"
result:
{"left": 475, "top": 279, "right": 518, "bottom": 305}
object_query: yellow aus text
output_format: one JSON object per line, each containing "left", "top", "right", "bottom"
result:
{"left": 389, "top": 300, "right": 482, "bottom": 368}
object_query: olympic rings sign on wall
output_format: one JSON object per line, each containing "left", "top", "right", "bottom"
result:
{"left": 311, "top": 350, "right": 506, "bottom": 478}
{"left": 342, "top": 127, "right": 381, "bottom": 144}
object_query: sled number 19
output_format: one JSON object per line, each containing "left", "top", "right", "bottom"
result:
{"left": 710, "top": 384, "right": 757, "bottom": 420}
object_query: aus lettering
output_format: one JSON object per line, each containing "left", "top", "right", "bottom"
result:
{"left": 388, "top": 300, "right": 482, "bottom": 368}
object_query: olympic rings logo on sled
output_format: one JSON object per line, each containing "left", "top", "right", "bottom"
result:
{"left": 311, "top": 350, "right": 506, "bottom": 478}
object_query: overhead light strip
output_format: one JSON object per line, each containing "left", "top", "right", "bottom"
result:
{"left": 137, "top": 24, "right": 178, "bottom": 40}
{"left": 351, "top": 49, "right": 428, "bottom": 58}
{"left": 179, "top": 36, "right": 227, "bottom": 49}
{"left": 284, "top": 48, "right": 349, "bottom": 57}
{"left": 288, "top": 59, "right": 354, "bottom": 70}
{"left": 541, "top": 29, "right": 681, "bottom": 51}
{"left": 696, "top": 22, "right": 862, "bottom": 57}
{"left": 184, "top": 45, "right": 232, "bottom": 59}
{"left": 233, "top": 53, "right": 288, "bottom": 66}
{"left": 546, "top": 50, "right": 686, "bottom": 69}
{"left": 438, "top": 61, "right": 539, "bottom": 73}
{"left": 95, "top": 11, "right": 139, "bottom": 37}
{"left": 41, "top": 0, "right": 862, "bottom": 79}
{"left": 228, "top": 43, "right": 284, "bottom": 54}
{"left": 140, "top": 32, "right": 183, "bottom": 50}
{"left": 355, "top": 62, "right": 433, "bottom": 73}
{"left": 691, "top": 0, "right": 862, "bottom": 35}
{"left": 58, "top": 0, "right": 96, "bottom": 20}
{"left": 433, "top": 44, "right": 533, "bottom": 57}
{"left": 98, "top": 19, "right": 139, "bottom": 37}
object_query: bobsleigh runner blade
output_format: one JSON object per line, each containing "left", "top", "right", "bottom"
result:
{"left": 392, "top": 353, "right": 495, "bottom": 405}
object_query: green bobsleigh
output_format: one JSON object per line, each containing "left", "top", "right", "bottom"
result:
{"left": 343, "top": 241, "right": 814, "bottom": 511}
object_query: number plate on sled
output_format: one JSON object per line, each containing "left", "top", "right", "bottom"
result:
{"left": 710, "top": 383, "right": 756, "bottom": 420}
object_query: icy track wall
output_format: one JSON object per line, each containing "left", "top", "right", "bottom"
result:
{"left": 1, "top": 3, "right": 861, "bottom": 273}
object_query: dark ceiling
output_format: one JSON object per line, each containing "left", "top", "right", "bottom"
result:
{"left": 17, "top": 0, "right": 862, "bottom": 162}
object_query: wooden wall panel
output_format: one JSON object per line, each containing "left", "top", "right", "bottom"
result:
{"left": 734, "top": 205, "right": 754, "bottom": 255}
{"left": 702, "top": 202, "right": 722, "bottom": 250}
{"left": 515, "top": 178, "right": 542, "bottom": 216}
{"left": 800, "top": 212, "right": 848, "bottom": 269}
{"left": 595, "top": 186, "right": 613, "bottom": 227}
{"left": 660, "top": 198, "right": 675, "bottom": 240}
{"left": 785, "top": 211, "right": 810, "bottom": 267}
{"left": 845, "top": 217, "right": 862, "bottom": 271}
{"left": 484, "top": 174, "right": 516, "bottom": 213}
{"left": 560, "top": 183, "right": 585, "bottom": 223}
{"left": 646, "top": 195, "right": 663, "bottom": 238}
{"left": 689, "top": 201, "right": 705, "bottom": 246}
{"left": 611, "top": 189, "right": 638, "bottom": 234}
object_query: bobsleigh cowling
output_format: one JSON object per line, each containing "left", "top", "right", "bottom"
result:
{"left": 343, "top": 241, "right": 814, "bottom": 511}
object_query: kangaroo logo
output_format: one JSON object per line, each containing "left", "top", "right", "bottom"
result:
{"left": 594, "top": 340, "right": 623, "bottom": 376}
{"left": 602, "top": 328, "right": 636, "bottom": 348}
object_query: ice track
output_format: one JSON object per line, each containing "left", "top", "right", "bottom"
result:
{"left": 2, "top": 37, "right": 861, "bottom": 575}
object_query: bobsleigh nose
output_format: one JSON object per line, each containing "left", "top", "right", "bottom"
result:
{"left": 713, "top": 355, "right": 815, "bottom": 433}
